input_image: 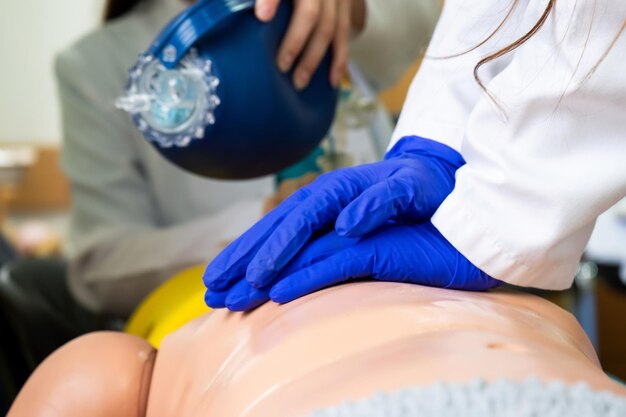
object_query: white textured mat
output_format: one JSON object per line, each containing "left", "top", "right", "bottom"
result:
{"left": 307, "top": 379, "right": 626, "bottom": 417}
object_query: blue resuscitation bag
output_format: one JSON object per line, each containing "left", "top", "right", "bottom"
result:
{"left": 116, "top": 0, "right": 338, "bottom": 179}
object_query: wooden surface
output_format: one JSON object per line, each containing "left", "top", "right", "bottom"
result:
{"left": 9, "top": 146, "right": 70, "bottom": 211}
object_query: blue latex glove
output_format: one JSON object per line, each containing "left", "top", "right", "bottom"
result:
{"left": 203, "top": 136, "right": 465, "bottom": 293}
{"left": 205, "top": 222, "right": 501, "bottom": 311}
{"left": 205, "top": 228, "right": 360, "bottom": 310}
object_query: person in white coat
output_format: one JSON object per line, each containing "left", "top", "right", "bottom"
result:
{"left": 56, "top": 0, "right": 441, "bottom": 316}
{"left": 202, "top": 0, "right": 626, "bottom": 311}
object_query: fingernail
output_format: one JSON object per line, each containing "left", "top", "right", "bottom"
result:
{"left": 335, "top": 224, "right": 361, "bottom": 237}
{"left": 226, "top": 303, "right": 245, "bottom": 312}
{"left": 278, "top": 54, "right": 293, "bottom": 73}
{"left": 269, "top": 287, "right": 284, "bottom": 302}
{"left": 335, "top": 217, "right": 352, "bottom": 236}
{"left": 256, "top": 3, "right": 272, "bottom": 21}
{"left": 205, "top": 292, "right": 226, "bottom": 309}
{"left": 246, "top": 267, "right": 271, "bottom": 289}
{"left": 294, "top": 71, "right": 309, "bottom": 90}
{"left": 208, "top": 280, "right": 227, "bottom": 291}
{"left": 335, "top": 224, "right": 348, "bottom": 235}
{"left": 225, "top": 296, "right": 246, "bottom": 311}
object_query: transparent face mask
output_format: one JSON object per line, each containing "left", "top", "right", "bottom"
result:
{"left": 115, "top": 49, "right": 221, "bottom": 148}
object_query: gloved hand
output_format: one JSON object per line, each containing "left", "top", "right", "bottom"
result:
{"left": 203, "top": 136, "right": 465, "bottom": 294}
{"left": 205, "top": 222, "right": 500, "bottom": 311}
{"left": 205, "top": 228, "right": 360, "bottom": 310}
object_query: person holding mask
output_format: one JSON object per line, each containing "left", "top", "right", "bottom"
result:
{"left": 203, "top": 0, "right": 626, "bottom": 310}
{"left": 56, "top": 0, "right": 441, "bottom": 316}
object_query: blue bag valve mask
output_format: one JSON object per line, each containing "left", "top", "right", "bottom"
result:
{"left": 116, "top": 0, "right": 338, "bottom": 179}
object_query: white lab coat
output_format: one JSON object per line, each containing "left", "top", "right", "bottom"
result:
{"left": 56, "top": 0, "right": 441, "bottom": 315}
{"left": 391, "top": 0, "right": 626, "bottom": 289}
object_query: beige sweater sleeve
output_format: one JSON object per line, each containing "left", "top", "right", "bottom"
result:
{"left": 55, "top": 40, "right": 266, "bottom": 316}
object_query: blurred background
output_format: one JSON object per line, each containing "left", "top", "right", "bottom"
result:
{"left": 0, "top": 2, "right": 421, "bottom": 410}
{"left": 0, "top": 0, "right": 624, "bottom": 413}
{"left": 0, "top": 1, "right": 105, "bottom": 255}
{"left": 0, "top": 0, "right": 414, "bottom": 259}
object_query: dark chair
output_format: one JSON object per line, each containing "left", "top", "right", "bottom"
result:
{"left": 0, "top": 257, "right": 109, "bottom": 408}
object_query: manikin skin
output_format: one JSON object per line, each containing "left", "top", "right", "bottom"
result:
{"left": 8, "top": 282, "right": 626, "bottom": 417}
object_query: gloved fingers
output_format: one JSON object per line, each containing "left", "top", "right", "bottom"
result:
{"left": 224, "top": 278, "right": 271, "bottom": 312}
{"left": 292, "top": 0, "right": 337, "bottom": 90}
{"left": 205, "top": 288, "right": 228, "bottom": 309}
{"left": 361, "top": 222, "right": 501, "bottom": 291}
{"left": 269, "top": 248, "right": 371, "bottom": 303}
{"left": 205, "top": 280, "right": 272, "bottom": 311}
{"left": 203, "top": 190, "right": 310, "bottom": 291}
{"left": 266, "top": 225, "right": 438, "bottom": 304}
{"left": 208, "top": 229, "right": 355, "bottom": 310}
{"left": 279, "top": 229, "right": 361, "bottom": 277}
{"left": 271, "top": 222, "right": 500, "bottom": 305}
{"left": 244, "top": 206, "right": 340, "bottom": 288}
{"left": 246, "top": 173, "right": 366, "bottom": 288}
{"left": 203, "top": 227, "right": 275, "bottom": 292}
{"left": 335, "top": 178, "right": 415, "bottom": 237}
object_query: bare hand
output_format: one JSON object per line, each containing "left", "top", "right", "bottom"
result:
{"left": 255, "top": 0, "right": 365, "bottom": 90}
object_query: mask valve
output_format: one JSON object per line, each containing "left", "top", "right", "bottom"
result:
{"left": 116, "top": 49, "right": 220, "bottom": 148}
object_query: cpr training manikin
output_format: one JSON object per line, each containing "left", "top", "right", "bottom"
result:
{"left": 8, "top": 282, "right": 626, "bottom": 416}
{"left": 14, "top": 0, "right": 624, "bottom": 414}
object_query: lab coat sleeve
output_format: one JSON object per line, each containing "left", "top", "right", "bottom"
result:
{"left": 55, "top": 50, "right": 263, "bottom": 316}
{"left": 349, "top": 0, "right": 442, "bottom": 90}
{"left": 431, "top": 0, "right": 626, "bottom": 289}
{"left": 389, "top": 0, "right": 529, "bottom": 152}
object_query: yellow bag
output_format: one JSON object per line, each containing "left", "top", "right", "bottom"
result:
{"left": 125, "top": 265, "right": 210, "bottom": 347}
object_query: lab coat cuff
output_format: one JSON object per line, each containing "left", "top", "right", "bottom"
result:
{"left": 385, "top": 136, "right": 466, "bottom": 169}
{"left": 431, "top": 187, "right": 577, "bottom": 291}
{"left": 389, "top": 122, "right": 467, "bottom": 155}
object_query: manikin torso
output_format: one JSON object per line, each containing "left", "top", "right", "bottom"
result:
{"left": 9, "top": 283, "right": 626, "bottom": 417}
